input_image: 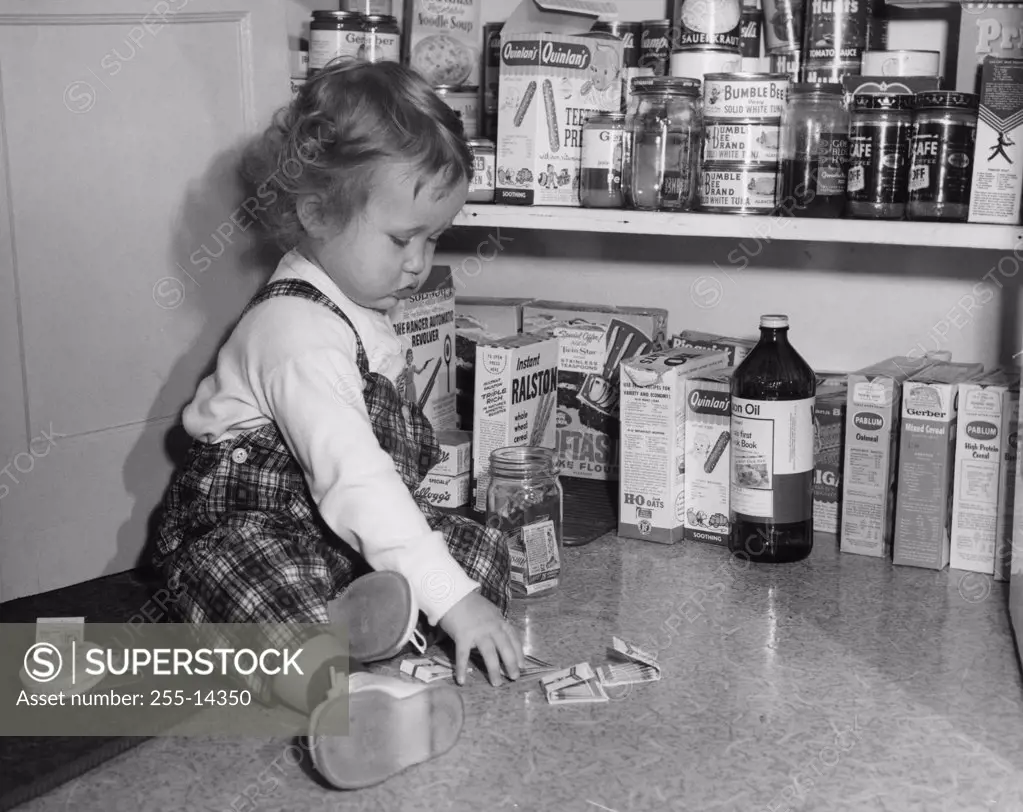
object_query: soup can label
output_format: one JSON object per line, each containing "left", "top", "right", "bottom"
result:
{"left": 704, "top": 121, "right": 781, "bottom": 164}
{"left": 703, "top": 74, "right": 789, "bottom": 119}
{"left": 803, "top": 0, "right": 884, "bottom": 62}
{"left": 640, "top": 21, "right": 673, "bottom": 76}
{"left": 700, "top": 164, "right": 778, "bottom": 210}
{"left": 675, "top": 0, "right": 744, "bottom": 51}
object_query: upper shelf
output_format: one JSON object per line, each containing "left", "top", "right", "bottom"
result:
{"left": 453, "top": 205, "right": 1023, "bottom": 252}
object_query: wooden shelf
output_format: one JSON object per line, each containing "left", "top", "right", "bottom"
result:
{"left": 454, "top": 205, "right": 1023, "bottom": 252}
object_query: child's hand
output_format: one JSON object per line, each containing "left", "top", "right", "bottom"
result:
{"left": 438, "top": 591, "right": 524, "bottom": 687}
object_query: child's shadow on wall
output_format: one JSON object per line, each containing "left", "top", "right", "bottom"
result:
{"left": 118, "top": 140, "right": 282, "bottom": 585}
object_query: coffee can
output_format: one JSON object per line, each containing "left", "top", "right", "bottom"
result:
{"left": 639, "top": 20, "right": 673, "bottom": 76}
{"left": 670, "top": 47, "right": 743, "bottom": 83}
{"left": 861, "top": 49, "right": 941, "bottom": 77}
{"left": 673, "top": 0, "right": 743, "bottom": 52}
{"left": 761, "top": 0, "right": 803, "bottom": 54}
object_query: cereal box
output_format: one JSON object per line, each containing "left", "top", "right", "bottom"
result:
{"left": 414, "top": 471, "right": 470, "bottom": 509}
{"left": 893, "top": 362, "right": 985, "bottom": 570}
{"left": 956, "top": 1, "right": 1023, "bottom": 93}
{"left": 430, "top": 429, "right": 472, "bottom": 477}
{"left": 392, "top": 265, "right": 456, "bottom": 431}
{"left": 522, "top": 301, "right": 669, "bottom": 480}
{"left": 403, "top": 0, "right": 483, "bottom": 88}
{"left": 840, "top": 355, "right": 939, "bottom": 558}
{"left": 968, "top": 57, "right": 1023, "bottom": 225}
{"left": 495, "top": 0, "right": 623, "bottom": 206}
{"left": 813, "top": 384, "right": 848, "bottom": 537}
{"left": 471, "top": 333, "right": 559, "bottom": 512}
{"left": 669, "top": 330, "right": 757, "bottom": 367}
{"left": 619, "top": 346, "right": 729, "bottom": 544}
{"left": 682, "top": 369, "right": 735, "bottom": 546}
{"left": 455, "top": 296, "right": 532, "bottom": 430}
{"left": 950, "top": 370, "right": 1020, "bottom": 575}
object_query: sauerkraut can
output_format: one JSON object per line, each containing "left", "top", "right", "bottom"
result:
{"left": 673, "top": 0, "right": 744, "bottom": 51}
{"left": 703, "top": 73, "right": 789, "bottom": 119}
{"left": 700, "top": 164, "right": 778, "bottom": 212}
{"left": 404, "top": 0, "right": 482, "bottom": 87}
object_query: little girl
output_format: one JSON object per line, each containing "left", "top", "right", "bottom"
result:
{"left": 154, "top": 59, "right": 523, "bottom": 790}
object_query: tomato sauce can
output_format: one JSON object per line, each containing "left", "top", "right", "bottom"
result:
{"left": 435, "top": 85, "right": 480, "bottom": 139}
{"left": 801, "top": 60, "right": 861, "bottom": 83}
{"left": 769, "top": 49, "right": 800, "bottom": 80}
{"left": 362, "top": 14, "right": 401, "bottom": 63}
{"left": 639, "top": 20, "right": 673, "bottom": 76}
{"left": 703, "top": 73, "right": 789, "bottom": 119}
{"left": 309, "top": 10, "right": 365, "bottom": 73}
{"left": 700, "top": 163, "right": 778, "bottom": 212}
{"left": 670, "top": 47, "right": 743, "bottom": 83}
{"left": 703, "top": 120, "right": 781, "bottom": 164}
{"left": 802, "top": 0, "right": 886, "bottom": 80}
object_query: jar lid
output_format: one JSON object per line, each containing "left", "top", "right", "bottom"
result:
{"left": 913, "top": 90, "right": 980, "bottom": 111}
{"left": 638, "top": 76, "right": 701, "bottom": 95}
{"left": 312, "top": 10, "right": 361, "bottom": 20}
{"left": 586, "top": 112, "right": 628, "bottom": 123}
{"left": 760, "top": 314, "right": 789, "bottom": 328}
{"left": 630, "top": 76, "right": 657, "bottom": 90}
{"left": 790, "top": 82, "right": 843, "bottom": 96}
{"left": 363, "top": 14, "right": 398, "bottom": 24}
{"left": 705, "top": 72, "right": 790, "bottom": 82}
{"left": 852, "top": 92, "right": 915, "bottom": 111}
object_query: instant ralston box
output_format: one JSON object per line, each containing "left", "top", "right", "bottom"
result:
{"left": 455, "top": 297, "right": 532, "bottom": 430}
{"left": 668, "top": 330, "right": 756, "bottom": 367}
{"left": 619, "top": 346, "right": 729, "bottom": 544}
{"left": 956, "top": 2, "right": 1023, "bottom": 93}
{"left": 495, "top": 0, "right": 623, "bottom": 206}
{"left": 471, "top": 333, "right": 559, "bottom": 512}
{"left": 814, "top": 384, "right": 848, "bottom": 537}
{"left": 682, "top": 368, "right": 735, "bottom": 547}
{"left": 893, "top": 362, "right": 986, "bottom": 570}
{"left": 522, "top": 301, "right": 669, "bottom": 480}
{"left": 392, "top": 265, "right": 456, "bottom": 431}
{"left": 403, "top": 0, "right": 483, "bottom": 88}
{"left": 948, "top": 370, "right": 1020, "bottom": 576}
{"left": 968, "top": 57, "right": 1023, "bottom": 225}
{"left": 840, "top": 355, "right": 939, "bottom": 558}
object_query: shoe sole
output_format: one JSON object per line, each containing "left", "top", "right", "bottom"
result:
{"left": 328, "top": 571, "right": 415, "bottom": 662}
{"left": 309, "top": 682, "right": 464, "bottom": 790}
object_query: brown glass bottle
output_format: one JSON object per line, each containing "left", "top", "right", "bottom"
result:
{"left": 729, "top": 315, "right": 816, "bottom": 563}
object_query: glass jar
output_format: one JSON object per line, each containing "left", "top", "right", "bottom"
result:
{"left": 361, "top": 14, "right": 401, "bottom": 63}
{"left": 486, "top": 447, "right": 564, "bottom": 599}
{"left": 309, "top": 11, "right": 365, "bottom": 73}
{"left": 907, "top": 91, "right": 979, "bottom": 222}
{"left": 580, "top": 113, "right": 628, "bottom": 208}
{"left": 628, "top": 77, "right": 703, "bottom": 211}
{"left": 846, "top": 93, "right": 914, "bottom": 220}
{"left": 467, "top": 139, "right": 495, "bottom": 203}
{"left": 777, "top": 82, "right": 849, "bottom": 218}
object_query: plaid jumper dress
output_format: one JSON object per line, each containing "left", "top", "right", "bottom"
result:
{"left": 154, "top": 279, "right": 510, "bottom": 704}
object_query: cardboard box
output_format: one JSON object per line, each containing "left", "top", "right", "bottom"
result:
{"left": 414, "top": 471, "right": 470, "bottom": 508}
{"left": 392, "top": 265, "right": 456, "bottom": 431}
{"left": 495, "top": 0, "right": 623, "bottom": 206}
{"left": 1009, "top": 422, "right": 1023, "bottom": 640}
{"left": 840, "top": 355, "right": 940, "bottom": 558}
{"left": 431, "top": 429, "right": 472, "bottom": 477}
{"left": 455, "top": 296, "right": 532, "bottom": 430}
{"left": 522, "top": 301, "right": 669, "bottom": 480}
{"left": 968, "top": 57, "right": 1023, "bottom": 225}
{"left": 956, "top": 1, "right": 1023, "bottom": 94}
{"left": 668, "top": 330, "right": 757, "bottom": 367}
{"left": 814, "top": 384, "right": 848, "bottom": 537}
{"left": 996, "top": 384, "right": 1020, "bottom": 581}
{"left": 815, "top": 370, "right": 849, "bottom": 389}
{"left": 471, "top": 333, "right": 559, "bottom": 512}
{"left": 892, "top": 362, "right": 986, "bottom": 570}
{"left": 618, "top": 346, "right": 730, "bottom": 544}
{"left": 403, "top": 0, "right": 483, "bottom": 88}
{"left": 682, "top": 369, "right": 735, "bottom": 547}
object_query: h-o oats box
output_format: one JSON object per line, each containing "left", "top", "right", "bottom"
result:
{"left": 522, "top": 301, "right": 668, "bottom": 481}
{"left": 668, "top": 330, "right": 757, "bottom": 367}
{"left": 403, "top": 0, "right": 483, "bottom": 88}
{"left": 893, "top": 362, "right": 986, "bottom": 571}
{"left": 618, "top": 346, "right": 729, "bottom": 544}
{"left": 813, "top": 383, "right": 848, "bottom": 537}
{"left": 495, "top": 0, "right": 623, "bottom": 206}
{"left": 392, "top": 265, "right": 456, "bottom": 431}
{"left": 950, "top": 370, "right": 1020, "bottom": 576}
{"left": 455, "top": 297, "right": 532, "bottom": 430}
{"left": 840, "top": 355, "right": 940, "bottom": 559}
{"left": 471, "top": 333, "right": 559, "bottom": 512}
{"left": 683, "top": 368, "right": 735, "bottom": 547}
{"left": 968, "top": 57, "right": 1023, "bottom": 225}
{"left": 956, "top": 2, "right": 1023, "bottom": 94}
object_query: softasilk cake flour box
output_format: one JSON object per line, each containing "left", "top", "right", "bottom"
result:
{"left": 522, "top": 301, "right": 668, "bottom": 480}
{"left": 471, "top": 333, "right": 559, "bottom": 512}
{"left": 682, "top": 368, "right": 735, "bottom": 547}
{"left": 495, "top": 0, "right": 623, "bottom": 205}
{"left": 618, "top": 346, "right": 729, "bottom": 544}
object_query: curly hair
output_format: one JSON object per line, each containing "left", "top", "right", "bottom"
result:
{"left": 241, "top": 59, "right": 473, "bottom": 250}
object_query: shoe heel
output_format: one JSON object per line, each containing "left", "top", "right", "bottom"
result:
{"left": 328, "top": 571, "right": 416, "bottom": 662}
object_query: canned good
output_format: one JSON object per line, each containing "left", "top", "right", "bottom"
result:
{"left": 846, "top": 93, "right": 914, "bottom": 220}
{"left": 670, "top": 48, "right": 743, "bottom": 83}
{"left": 580, "top": 112, "right": 628, "bottom": 208}
{"left": 592, "top": 19, "right": 648, "bottom": 111}
{"left": 907, "top": 91, "right": 979, "bottom": 222}
{"left": 703, "top": 73, "right": 789, "bottom": 119}
{"left": 674, "top": 0, "right": 743, "bottom": 51}
{"left": 860, "top": 50, "right": 941, "bottom": 77}
{"left": 483, "top": 23, "right": 503, "bottom": 140}
{"left": 435, "top": 85, "right": 480, "bottom": 139}
{"left": 309, "top": 10, "right": 364, "bottom": 73}
{"left": 639, "top": 20, "right": 673, "bottom": 76}
{"left": 769, "top": 49, "right": 800, "bottom": 80}
{"left": 704, "top": 120, "right": 781, "bottom": 164}
{"left": 801, "top": 61, "right": 860, "bottom": 83}
{"left": 740, "top": 3, "right": 764, "bottom": 58}
{"left": 761, "top": 0, "right": 803, "bottom": 54}
{"left": 342, "top": 0, "right": 392, "bottom": 14}
{"left": 802, "top": 0, "right": 885, "bottom": 74}
{"left": 700, "top": 163, "right": 778, "bottom": 212}
{"left": 467, "top": 139, "right": 496, "bottom": 203}
{"left": 362, "top": 14, "right": 400, "bottom": 63}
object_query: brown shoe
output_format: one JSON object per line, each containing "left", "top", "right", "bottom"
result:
{"left": 327, "top": 571, "right": 427, "bottom": 662}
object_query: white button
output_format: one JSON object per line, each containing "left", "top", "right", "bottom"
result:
{"left": 231, "top": 448, "right": 248, "bottom": 464}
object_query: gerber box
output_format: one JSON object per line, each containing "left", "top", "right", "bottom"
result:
{"left": 968, "top": 57, "right": 1023, "bottom": 225}
{"left": 495, "top": 0, "right": 623, "bottom": 205}
{"left": 522, "top": 301, "right": 669, "bottom": 480}
{"left": 618, "top": 346, "right": 729, "bottom": 544}
{"left": 814, "top": 384, "right": 848, "bottom": 537}
{"left": 471, "top": 334, "right": 559, "bottom": 512}
{"left": 392, "top": 265, "right": 456, "bottom": 431}
{"left": 950, "top": 371, "right": 1020, "bottom": 575}
{"left": 682, "top": 368, "right": 735, "bottom": 546}
{"left": 455, "top": 297, "right": 532, "bottom": 430}
{"left": 893, "top": 362, "right": 985, "bottom": 570}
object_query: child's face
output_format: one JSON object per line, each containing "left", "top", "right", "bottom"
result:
{"left": 303, "top": 162, "right": 467, "bottom": 312}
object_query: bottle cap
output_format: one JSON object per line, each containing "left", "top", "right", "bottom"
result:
{"left": 760, "top": 314, "right": 789, "bottom": 328}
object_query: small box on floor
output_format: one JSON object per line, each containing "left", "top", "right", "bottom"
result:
{"left": 968, "top": 57, "right": 1023, "bottom": 226}
{"left": 618, "top": 346, "right": 729, "bottom": 544}
{"left": 430, "top": 429, "right": 472, "bottom": 477}
{"left": 471, "top": 333, "right": 559, "bottom": 512}
{"left": 813, "top": 384, "right": 848, "bottom": 537}
{"left": 522, "top": 301, "right": 668, "bottom": 481}
{"left": 682, "top": 368, "right": 735, "bottom": 547}
{"left": 415, "top": 471, "right": 470, "bottom": 509}
{"left": 669, "top": 330, "right": 756, "bottom": 368}
{"left": 893, "top": 362, "right": 986, "bottom": 570}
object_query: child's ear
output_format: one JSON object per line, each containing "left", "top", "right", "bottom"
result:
{"left": 296, "top": 193, "right": 334, "bottom": 238}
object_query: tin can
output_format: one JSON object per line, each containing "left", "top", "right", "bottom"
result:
{"left": 802, "top": 0, "right": 886, "bottom": 76}
{"left": 483, "top": 22, "right": 503, "bottom": 140}
{"left": 436, "top": 85, "right": 480, "bottom": 138}
{"left": 592, "top": 19, "right": 648, "bottom": 111}
{"left": 700, "top": 163, "right": 778, "bottom": 211}
{"left": 907, "top": 90, "right": 979, "bottom": 222}
{"left": 362, "top": 15, "right": 400, "bottom": 63}
{"left": 861, "top": 49, "right": 941, "bottom": 77}
{"left": 342, "top": 0, "right": 392, "bottom": 14}
{"left": 640, "top": 20, "right": 673, "bottom": 76}
{"left": 704, "top": 119, "right": 781, "bottom": 163}
{"left": 740, "top": 4, "right": 764, "bottom": 57}
{"left": 309, "top": 10, "right": 365, "bottom": 73}
{"left": 802, "top": 61, "right": 860, "bottom": 83}
{"left": 674, "top": 0, "right": 743, "bottom": 51}
{"left": 703, "top": 73, "right": 789, "bottom": 119}
{"left": 769, "top": 49, "right": 800, "bottom": 80}
{"left": 761, "top": 0, "right": 803, "bottom": 54}
{"left": 846, "top": 93, "right": 914, "bottom": 219}
{"left": 467, "top": 139, "right": 496, "bottom": 203}
{"left": 670, "top": 47, "right": 743, "bottom": 83}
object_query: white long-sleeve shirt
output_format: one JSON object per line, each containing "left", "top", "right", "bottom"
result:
{"left": 182, "top": 249, "right": 479, "bottom": 625}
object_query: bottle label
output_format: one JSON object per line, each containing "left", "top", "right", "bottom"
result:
{"left": 582, "top": 127, "right": 624, "bottom": 171}
{"left": 730, "top": 397, "right": 815, "bottom": 523}
{"left": 815, "top": 133, "right": 849, "bottom": 196}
